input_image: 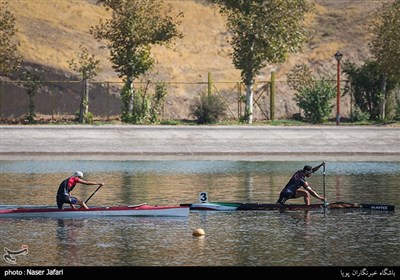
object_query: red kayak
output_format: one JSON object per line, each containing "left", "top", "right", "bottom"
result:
{"left": 0, "top": 203, "right": 190, "bottom": 218}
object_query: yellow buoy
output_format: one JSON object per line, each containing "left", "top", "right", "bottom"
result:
{"left": 193, "top": 228, "right": 205, "bottom": 237}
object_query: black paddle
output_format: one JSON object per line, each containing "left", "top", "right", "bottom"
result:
{"left": 85, "top": 185, "right": 103, "bottom": 204}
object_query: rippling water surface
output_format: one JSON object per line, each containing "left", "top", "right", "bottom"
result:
{"left": 1, "top": 161, "right": 399, "bottom": 267}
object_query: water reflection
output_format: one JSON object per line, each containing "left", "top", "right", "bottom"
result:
{"left": 280, "top": 210, "right": 312, "bottom": 225}
{"left": 56, "top": 219, "right": 83, "bottom": 265}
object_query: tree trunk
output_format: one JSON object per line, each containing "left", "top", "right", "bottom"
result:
{"left": 270, "top": 71, "right": 275, "bottom": 121}
{"left": 380, "top": 74, "right": 387, "bottom": 120}
{"left": 78, "top": 85, "right": 84, "bottom": 123}
{"left": 127, "top": 76, "right": 134, "bottom": 113}
{"left": 245, "top": 82, "right": 253, "bottom": 124}
{"left": 84, "top": 78, "right": 89, "bottom": 120}
{"left": 78, "top": 79, "right": 89, "bottom": 123}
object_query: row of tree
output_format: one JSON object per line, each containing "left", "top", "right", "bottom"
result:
{"left": 1, "top": 0, "right": 399, "bottom": 124}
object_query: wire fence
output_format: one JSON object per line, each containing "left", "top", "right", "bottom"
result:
{"left": 0, "top": 78, "right": 349, "bottom": 122}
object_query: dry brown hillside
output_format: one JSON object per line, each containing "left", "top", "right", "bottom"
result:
{"left": 3, "top": 0, "right": 388, "bottom": 121}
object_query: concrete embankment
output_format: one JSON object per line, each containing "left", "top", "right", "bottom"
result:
{"left": 1, "top": 125, "right": 399, "bottom": 161}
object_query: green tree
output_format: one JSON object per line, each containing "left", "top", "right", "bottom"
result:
{"left": 90, "top": 0, "right": 183, "bottom": 123}
{"left": 288, "top": 64, "right": 335, "bottom": 123}
{"left": 342, "top": 60, "right": 397, "bottom": 121}
{"left": 0, "top": 2, "right": 22, "bottom": 76}
{"left": 370, "top": 0, "right": 400, "bottom": 84}
{"left": 369, "top": 0, "right": 400, "bottom": 120}
{"left": 150, "top": 82, "right": 167, "bottom": 124}
{"left": 210, "top": 0, "right": 313, "bottom": 123}
{"left": 19, "top": 71, "right": 42, "bottom": 124}
{"left": 293, "top": 79, "right": 335, "bottom": 124}
{"left": 69, "top": 45, "right": 101, "bottom": 123}
{"left": 287, "top": 64, "right": 314, "bottom": 92}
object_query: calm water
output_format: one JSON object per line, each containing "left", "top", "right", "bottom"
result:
{"left": 0, "top": 161, "right": 399, "bottom": 267}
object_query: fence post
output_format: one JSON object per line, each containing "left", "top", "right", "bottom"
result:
{"left": 238, "top": 82, "right": 241, "bottom": 119}
{"left": 0, "top": 81, "right": 3, "bottom": 119}
{"left": 51, "top": 89, "right": 54, "bottom": 120}
{"left": 270, "top": 71, "right": 275, "bottom": 121}
{"left": 208, "top": 72, "right": 212, "bottom": 96}
{"left": 106, "top": 82, "right": 110, "bottom": 121}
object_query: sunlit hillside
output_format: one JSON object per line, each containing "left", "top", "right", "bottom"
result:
{"left": 9, "top": 0, "right": 240, "bottom": 84}
{"left": 6, "top": 0, "right": 387, "bottom": 120}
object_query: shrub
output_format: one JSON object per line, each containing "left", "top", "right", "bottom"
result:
{"left": 189, "top": 91, "right": 227, "bottom": 124}
{"left": 350, "top": 106, "right": 370, "bottom": 122}
{"left": 294, "top": 80, "right": 336, "bottom": 124}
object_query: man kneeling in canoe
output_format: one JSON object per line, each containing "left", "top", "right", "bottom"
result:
{"left": 277, "top": 162, "right": 326, "bottom": 205}
{"left": 56, "top": 171, "right": 104, "bottom": 210}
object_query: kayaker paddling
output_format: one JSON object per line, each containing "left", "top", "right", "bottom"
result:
{"left": 56, "top": 171, "right": 104, "bottom": 210}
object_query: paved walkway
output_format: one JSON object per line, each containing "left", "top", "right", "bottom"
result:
{"left": 1, "top": 125, "right": 399, "bottom": 161}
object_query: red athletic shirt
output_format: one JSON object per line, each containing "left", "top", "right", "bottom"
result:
{"left": 57, "top": 176, "right": 81, "bottom": 195}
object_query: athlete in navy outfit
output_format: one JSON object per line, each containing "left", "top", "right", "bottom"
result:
{"left": 56, "top": 171, "right": 104, "bottom": 210}
{"left": 277, "top": 162, "right": 326, "bottom": 205}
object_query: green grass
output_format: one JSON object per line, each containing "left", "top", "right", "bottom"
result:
{"left": 4, "top": 114, "right": 399, "bottom": 127}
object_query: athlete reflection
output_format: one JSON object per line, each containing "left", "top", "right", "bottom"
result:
{"left": 3, "top": 245, "right": 28, "bottom": 264}
{"left": 56, "top": 219, "right": 82, "bottom": 264}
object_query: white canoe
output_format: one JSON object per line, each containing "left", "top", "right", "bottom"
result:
{"left": 0, "top": 204, "right": 190, "bottom": 218}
